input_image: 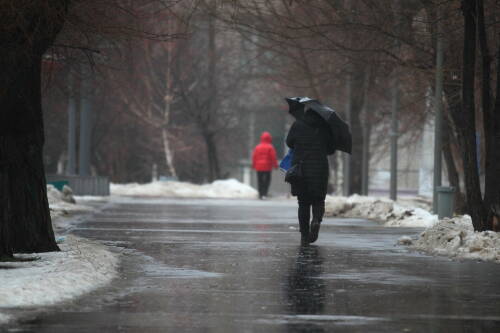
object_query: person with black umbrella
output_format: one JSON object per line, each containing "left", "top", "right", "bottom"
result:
{"left": 285, "top": 97, "right": 351, "bottom": 245}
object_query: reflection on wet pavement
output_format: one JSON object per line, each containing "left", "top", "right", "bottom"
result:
{"left": 5, "top": 197, "right": 500, "bottom": 332}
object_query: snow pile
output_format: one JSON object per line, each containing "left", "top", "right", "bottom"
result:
{"left": 407, "top": 216, "right": 500, "bottom": 262}
{"left": 0, "top": 313, "right": 10, "bottom": 324}
{"left": 397, "top": 196, "right": 432, "bottom": 211}
{"left": 325, "top": 194, "right": 500, "bottom": 263}
{"left": 325, "top": 195, "right": 438, "bottom": 228}
{"left": 111, "top": 179, "right": 258, "bottom": 199}
{"left": 0, "top": 235, "right": 119, "bottom": 310}
{"left": 47, "top": 185, "right": 94, "bottom": 220}
{"left": 397, "top": 236, "right": 413, "bottom": 245}
{"left": 47, "top": 184, "right": 75, "bottom": 205}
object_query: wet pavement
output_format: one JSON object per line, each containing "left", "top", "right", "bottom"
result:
{"left": 4, "top": 197, "right": 500, "bottom": 332}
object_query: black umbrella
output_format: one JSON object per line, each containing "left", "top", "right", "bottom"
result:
{"left": 285, "top": 97, "right": 352, "bottom": 154}
{"left": 285, "top": 97, "right": 314, "bottom": 119}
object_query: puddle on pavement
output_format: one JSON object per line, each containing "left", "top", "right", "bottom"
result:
{"left": 142, "top": 264, "right": 223, "bottom": 279}
{"left": 317, "top": 269, "right": 433, "bottom": 285}
{"left": 256, "top": 314, "right": 386, "bottom": 325}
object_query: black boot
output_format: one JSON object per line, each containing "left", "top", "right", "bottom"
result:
{"left": 309, "top": 219, "right": 320, "bottom": 243}
{"left": 309, "top": 201, "right": 325, "bottom": 243}
{"left": 300, "top": 226, "right": 309, "bottom": 246}
{"left": 298, "top": 204, "right": 310, "bottom": 246}
{"left": 299, "top": 216, "right": 310, "bottom": 246}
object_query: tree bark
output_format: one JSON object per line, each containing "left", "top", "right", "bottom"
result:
{"left": 490, "top": 35, "right": 500, "bottom": 228}
{"left": 203, "top": 5, "right": 220, "bottom": 183}
{"left": 204, "top": 132, "right": 220, "bottom": 182}
{"left": 361, "top": 121, "right": 371, "bottom": 195}
{"left": 477, "top": 0, "right": 500, "bottom": 229}
{"left": 442, "top": 115, "right": 467, "bottom": 214}
{"left": 162, "top": 127, "right": 177, "bottom": 178}
{"left": 0, "top": 56, "right": 60, "bottom": 254}
{"left": 0, "top": 153, "right": 13, "bottom": 258}
{"left": 361, "top": 69, "right": 372, "bottom": 196}
{"left": 348, "top": 64, "right": 365, "bottom": 195}
{"left": 448, "top": 0, "right": 486, "bottom": 230}
{"left": 162, "top": 18, "right": 177, "bottom": 179}
{"left": 0, "top": 2, "right": 69, "bottom": 257}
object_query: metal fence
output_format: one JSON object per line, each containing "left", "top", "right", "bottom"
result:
{"left": 46, "top": 174, "right": 110, "bottom": 196}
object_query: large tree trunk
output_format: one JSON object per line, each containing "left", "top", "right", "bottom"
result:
{"left": 162, "top": 127, "right": 177, "bottom": 178}
{"left": 203, "top": 5, "right": 219, "bottom": 183}
{"left": 0, "top": 56, "right": 60, "bottom": 254}
{"left": 0, "top": 160, "right": 13, "bottom": 258}
{"left": 162, "top": 19, "right": 177, "bottom": 180}
{"left": 347, "top": 65, "right": 365, "bottom": 195}
{"left": 204, "top": 132, "right": 220, "bottom": 182}
{"left": 448, "top": 0, "right": 486, "bottom": 230}
{"left": 442, "top": 115, "right": 467, "bottom": 214}
{"left": 0, "top": 2, "right": 69, "bottom": 257}
{"left": 477, "top": 0, "right": 500, "bottom": 229}
{"left": 490, "top": 38, "right": 500, "bottom": 229}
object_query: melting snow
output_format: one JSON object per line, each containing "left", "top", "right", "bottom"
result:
{"left": 325, "top": 195, "right": 437, "bottom": 228}
{"left": 0, "top": 235, "right": 118, "bottom": 307}
{"left": 409, "top": 216, "right": 500, "bottom": 262}
{"left": 0, "top": 187, "right": 117, "bottom": 322}
{"left": 0, "top": 235, "right": 119, "bottom": 313}
{"left": 47, "top": 185, "right": 95, "bottom": 221}
{"left": 111, "top": 179, "right": 258, "bottom": 199}
{"left": 0, "top": 313, "right": 10, "bottom": 324}
{"left": 325, "top": 195, "right": 500, "bottom": 263}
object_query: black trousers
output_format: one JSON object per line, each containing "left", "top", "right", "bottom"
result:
{"left": 297, "top": 195, "right": 325, "bottom": 234}
{"left": 257, "top": 171, "right": 271, "bottom": 197}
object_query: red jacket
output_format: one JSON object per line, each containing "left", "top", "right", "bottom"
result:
{"left": 252, "top": 132, "right": 278, "bottom": 171}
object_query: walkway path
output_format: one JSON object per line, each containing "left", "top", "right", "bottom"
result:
{"left": 5, "top": 197, "right": 500, "bottom": 332}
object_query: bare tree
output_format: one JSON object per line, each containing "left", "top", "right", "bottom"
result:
{"left": 0, "top": 0, "right": 179, "bottom": 259}
{"left": 444, "top": 0, "right": 500, "bottom": 231}
{"left": 172, "top": 4, "right": 248, "bottom": 181}
{"left": 218, "top": 0, "right": 432, "bottom": 194}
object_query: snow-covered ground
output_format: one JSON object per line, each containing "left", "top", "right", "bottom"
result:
{"left": 325, "top": 195, "right": 500, "bottom": 263}
{"left": 47, "top": 184, "right": 95, "bottom": 221}
{"left": 0, "top": 235, "right": 119, "bottom": 321}
{"left": 111, "top": 178, "right": 258, "bottom": 199}
{"left": 400, "top": 216, "right": 500, "bottom": 263}
{"left": 0, "top": 313, "right": 10, "bottom": 325}
{"left": 0, "top": 186, "right": 118, "bottom": 325}
{"left": 325, "top": 195, "right": 437, "bottom": 228}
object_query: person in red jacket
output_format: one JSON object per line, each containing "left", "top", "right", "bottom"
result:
{"left": 252, "top": 132, "right": 278, "bottom": 199}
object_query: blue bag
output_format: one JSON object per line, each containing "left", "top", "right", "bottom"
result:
{"left": 279, "top": 149, "right": 294, "bottom": 172}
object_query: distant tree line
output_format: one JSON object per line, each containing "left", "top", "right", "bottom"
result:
{"left": 219, "top": 0, "right": 500, "bottom": 231}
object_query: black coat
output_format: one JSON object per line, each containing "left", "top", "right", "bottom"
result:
{"left": 286, "top": 112, "right": 335, "bottom": 199}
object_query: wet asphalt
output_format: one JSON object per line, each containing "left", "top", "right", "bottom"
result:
{"left": 4, "top": 197, "right": 500, "bottom": 332}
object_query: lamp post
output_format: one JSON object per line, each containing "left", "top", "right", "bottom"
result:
{"left": 432, "top": 8, "right": 444, "bottom": 212}
{"left": 389, "top": 1, "right": 400, "bottom": 201}
{"left": 66, "top": 72, "right": 77, "bottom": 175}
{"left": 79, "top": 65, "right": 92, "bottom": 177}
{"left": 390, "top": 76, "right": 399, "bottom": 201}
{"left": 343, "top": 71, "right": 352, "bottom": 196}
